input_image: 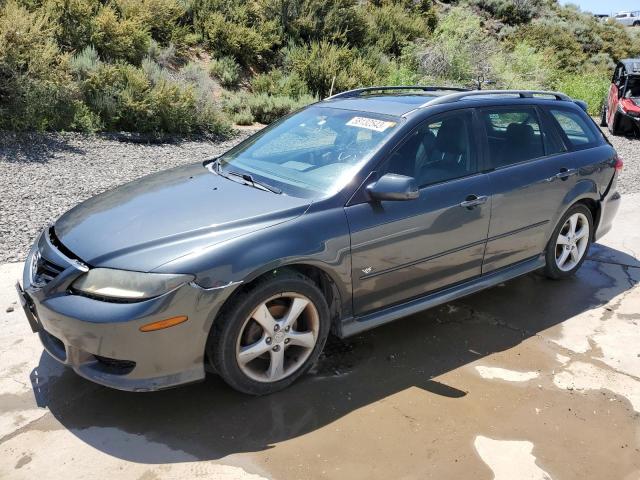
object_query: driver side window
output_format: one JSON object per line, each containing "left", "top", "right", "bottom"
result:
{"left": 377, "top": 110, "right": 478, "bottom": 188}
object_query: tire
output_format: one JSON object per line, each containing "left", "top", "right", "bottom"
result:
{"left": 609, "top": 112, "right": 620, "bottom": 135}
{"left": 600, "top": 103, "right": 608, "bottom": 127}
{"left": 634, "top": 21, "right": 640, "bottom": 27}
{"left": 208, "top": 270, "right": 330, "bottom": 395}
{"left": 544, "top": 204, "right": 593, "bottom": 280}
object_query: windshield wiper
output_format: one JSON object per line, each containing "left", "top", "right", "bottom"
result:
{"left": 213, "top": 161, "right": 282, "bottom": 194}
{"left": 227, "top": 171, "right": 282, "bottom": 194}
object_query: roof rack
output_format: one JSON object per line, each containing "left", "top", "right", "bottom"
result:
{"left": 421, "top": 90, "right": 572, "bottom": 108}
{"left": 325, "top": 85, "right": 471, "bottom": 100}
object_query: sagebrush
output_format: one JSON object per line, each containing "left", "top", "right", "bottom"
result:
{"left": 1, "top": 0, "right": 638, "bottom": 133}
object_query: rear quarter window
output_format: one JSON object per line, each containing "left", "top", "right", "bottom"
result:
{"left": 548, "top": 108, "right": 601, "bottom": 150}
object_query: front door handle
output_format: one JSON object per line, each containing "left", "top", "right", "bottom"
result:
{"left": 547, "top": 168, "right": 578, "bottom": 182}
{"left": 459, "top": 195, "right": 488, "bottom": 209}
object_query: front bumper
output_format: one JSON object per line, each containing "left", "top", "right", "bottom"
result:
{"left": 19, "top": 228, "right": 233, "bottom": 392}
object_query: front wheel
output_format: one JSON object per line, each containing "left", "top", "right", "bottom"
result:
{"left": 544, "top": 204, "right": 593, "bottom": 280}
{"left": 208, "top": 271, "right": 330, "bottom": 395}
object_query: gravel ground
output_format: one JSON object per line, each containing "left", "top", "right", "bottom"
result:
{"left": 605, "top": 128, "right": 640, "bottom": 194}
{"left": 0, "top": 127, "right": 637, "bottom": 263}
{"left": 0, "top": 130, "right": 258, "bottom": 263}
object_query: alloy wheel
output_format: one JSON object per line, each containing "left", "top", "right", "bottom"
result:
{"left": 555, "top": 212, "right": 590, "bottom": 272}
{"left": 235, "top": 293, "right": 319, "bottom": 383}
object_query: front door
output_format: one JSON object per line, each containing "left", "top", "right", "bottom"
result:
{"left": 345, "top": 109, "right": 491, "bottom": 316}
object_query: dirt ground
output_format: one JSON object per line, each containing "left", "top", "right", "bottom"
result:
{"left": 1, "top": 195, "right": 639, "bottom": 480}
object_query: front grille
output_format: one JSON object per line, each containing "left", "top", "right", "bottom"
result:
{"left": 93, "top": 355, "right": 136, "bottom": 375}
{"left": 31, "top": 226, "right": 85, "bottom": 287}
{"left": 33, "top": 255, "right": 65, "bottom": 286}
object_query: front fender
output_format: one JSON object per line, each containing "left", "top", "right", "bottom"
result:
{"left": 158, "top": 206, "right": 353, "bottom": 321}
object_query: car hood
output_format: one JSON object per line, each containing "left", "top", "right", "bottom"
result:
{"left": 54, "top": 163, "right": 311, "bottom": 271}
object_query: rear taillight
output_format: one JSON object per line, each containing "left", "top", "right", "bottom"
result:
{"left": 614, "top": 155, "right": 624, "bottom": 172}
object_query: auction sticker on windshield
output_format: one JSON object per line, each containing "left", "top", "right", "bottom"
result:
{"left": 346, "top": 116, "right": 396, "bottom": 132}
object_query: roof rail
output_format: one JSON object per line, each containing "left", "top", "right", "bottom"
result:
{"left": 421, "top": 90, "right": 572, "bottom": 108}
{"left": 325, "top": 85, "right": 471, "bottom": 100}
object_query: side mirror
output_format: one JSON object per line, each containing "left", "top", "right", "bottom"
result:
{"left": 366, "top": 173, "right": 419, "bottom": 202}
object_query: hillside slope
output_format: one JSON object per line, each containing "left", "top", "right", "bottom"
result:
{"left": 1, "top": 0, "right": 638, "bottom": 133}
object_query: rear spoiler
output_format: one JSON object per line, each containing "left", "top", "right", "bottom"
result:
{"left": 573, "top": 100, "right": 589, "bottom": 113}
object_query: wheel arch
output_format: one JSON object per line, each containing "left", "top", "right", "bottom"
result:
{"left": 215, "top": 261, "right": 347, "bottom": 336}
{"left": 553, "top": 182, "right": 601, "bottom": 242}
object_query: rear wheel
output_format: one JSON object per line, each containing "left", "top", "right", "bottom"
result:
{"left": 544, "top": 204, "right": 593, "bottom": 279}
{"left": 208, "top": 271, "right": 330, "bottom": 395}
{"left": 600, "top": 103, "right": 608, "bottom": 127}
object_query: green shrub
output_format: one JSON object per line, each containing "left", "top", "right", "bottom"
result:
{"left": 232, "top": 108, "right": 254, "bottom": 125}
{"left": 79, "top": 62, "right": 229, "bottom": 134}
{"left": 70, "top": 101, "right": 103, "bottom": 132}
{"left": 0, "top": 0, "right": 82, "bottom": 131}
{"left": 44, "top": 0, "right": 98, "bottom": 51}
{"left": 91, "top": 5, "right": 150, "bottom": 64}
{"left": 285, "top": 41, "right": 381, "bottom": 98}
{"left": 147, "top": 40, "right": 177, "bottom": 68}
{"left": 554, "top": 73, "right": 609, "bottom": 116}
{"left": 470, "top": 0, "right": 539, "bottom": 25}
{"left": 200, "top": 8, "right": 280, "bottom": 66}
{"left": 70, "top": 45, "right": 101, "bottom": 79}
{"left": 383, "top": 64, "right": 422, "bottom": 86}
{"left": 419, "top": 6, "right": 497, "bottom": 84}
{"left": 141, "top": 56, "right": 172, "bottom": 85}
{"left": 117, "top": 0, "right": 186, "bottom": 45}
{"left": 366, "top": 3, "right": 428, "bottom": 57}
{"left": 223, "top": 92, "right": 315, "bottom": 124}
{"left": 492, "top": 42, "right": 555, "bottom": 89}
{"left": 509, "top": 20, "right": 586, "bottom": 72}
{"left": 251, "top": 69, "right": 309, "bottom": 98}
{"left": 272, "top": 0, "right": 368, "bottom": 47}
{"left": 209, "top": 56, "right": 241, "bottom": 88}
{"left": 180, "top": 61, "right": 215, "bottom": 95}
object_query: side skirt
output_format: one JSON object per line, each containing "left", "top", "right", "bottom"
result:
{"left": 337, "top": 255, "right": 545, "bottom": 338}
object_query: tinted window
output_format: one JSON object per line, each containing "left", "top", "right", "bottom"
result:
{"left": 549, "top": 109, "right": 599, "bottom": 148}
{"left": 480, "top": 107, "right": 550, "bottom": 168}
{"left": 378, "top": 110, "right": 477, "bottom": 187}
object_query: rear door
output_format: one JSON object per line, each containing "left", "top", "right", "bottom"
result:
{"left": 480, "top": 105, "right": 576, "bottom": 273}
{"left": 345, "top": 109, "right": 491, "bottom": 316}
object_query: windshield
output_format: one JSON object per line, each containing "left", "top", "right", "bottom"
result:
{"left": 626, "top": 77, "right": 640, "bottom": 98}
{"left": 217, "top": 106, "right": 401, "bottom": 197}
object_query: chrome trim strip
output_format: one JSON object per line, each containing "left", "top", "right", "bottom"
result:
{"left": 189, "top": 280, "right": 243, "bottom": 291}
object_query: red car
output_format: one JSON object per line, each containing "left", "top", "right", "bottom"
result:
{"left": 601, "top": 59, "right": 640, "bottom": 136}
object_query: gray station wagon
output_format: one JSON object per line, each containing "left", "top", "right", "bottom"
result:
{"left": 17, "top": 87, "right": 623, "bottom": 395}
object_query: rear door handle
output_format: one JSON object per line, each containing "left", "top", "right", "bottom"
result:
{"left": 547, "top": 168, "right": 578, "bottom": 182}
{"left": 459, "top": 195, "right": 488, "bottom": 209}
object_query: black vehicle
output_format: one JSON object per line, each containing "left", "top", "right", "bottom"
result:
{"left": 18, "top": 87, "right": 622, "bottom": 395}
{"left": 602, "top": 59, "right": 640, "bottom": 136}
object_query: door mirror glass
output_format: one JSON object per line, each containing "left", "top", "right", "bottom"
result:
{"left": 367, "top": 173, "right": 419, "bottom": 201}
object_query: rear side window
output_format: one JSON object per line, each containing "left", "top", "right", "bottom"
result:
{"left": 480, "top": 107, "right": 557, "bottom": 168}
{"left": 548, "top": 109, "right": 599, "bottom": 149}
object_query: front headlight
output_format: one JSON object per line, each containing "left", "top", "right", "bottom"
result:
{"left": 72, "top": 268, "right": 194, "bottom": 301}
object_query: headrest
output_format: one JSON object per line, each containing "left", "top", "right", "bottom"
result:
{"left": 506, "top": 123, "right": 534, "bottom": 144}
{"left": 435, "top": 119, "right": 465, "bottom": 154}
